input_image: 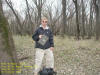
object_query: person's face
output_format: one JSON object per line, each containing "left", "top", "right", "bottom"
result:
{"left": 41, "top": 19, "right": 48, "bottom": 26}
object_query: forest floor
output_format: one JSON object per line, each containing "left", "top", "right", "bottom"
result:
{"left": 13, "top": 35, "right": 100, "bottom": 75}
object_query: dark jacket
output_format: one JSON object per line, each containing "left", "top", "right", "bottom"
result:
{"left": 32, "top": 25, "right": 54, "bottom": 49}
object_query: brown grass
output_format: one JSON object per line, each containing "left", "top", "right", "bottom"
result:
{"left": 13, "top": 35, "right": 100, "bottom": 75}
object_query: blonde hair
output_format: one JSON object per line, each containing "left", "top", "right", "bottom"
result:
{"left": 41, "top": 17, "right": 48, "bottom": 21}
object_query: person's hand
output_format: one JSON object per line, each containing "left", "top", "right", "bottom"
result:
{"left": 39, "top": 35, "right": 43, "bottom": 39}
{"left": 50, "top": 47, "right": 54, "bottom": 51}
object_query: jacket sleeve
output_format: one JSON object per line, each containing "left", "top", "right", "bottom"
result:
{"left": 32, "top": 29, "right": 39, "bottom": 41}
{"left": 49, "top": 29, "right": 54, "bottom": 47}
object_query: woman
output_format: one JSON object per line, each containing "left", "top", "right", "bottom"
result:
{"left": 32, "top": 17, "right": 54, "bottom": 75}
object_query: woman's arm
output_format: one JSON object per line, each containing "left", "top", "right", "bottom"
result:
{"left": 32, "top": 29, "right": 39, "bottom": 41}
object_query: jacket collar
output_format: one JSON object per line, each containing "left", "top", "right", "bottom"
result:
{"left": 40, "top": 24, "right": 49, "bottom": 29}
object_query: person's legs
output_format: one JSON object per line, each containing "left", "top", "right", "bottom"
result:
{"left": 34, "top": 48, "right": 44, "bottom": 75}
{"left": 45, "top": 48, "right": 54, "bottom": 69}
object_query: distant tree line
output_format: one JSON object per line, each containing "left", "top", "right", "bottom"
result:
{"left": 2, "top": 0, "right": 100, "bottom": 40}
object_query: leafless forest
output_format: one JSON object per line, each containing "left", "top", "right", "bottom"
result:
{"left": 1, "top": 0, "right": 100, "bottom": 40}
{"left": 0, "top": 0, "right": 100, "bottom": 75}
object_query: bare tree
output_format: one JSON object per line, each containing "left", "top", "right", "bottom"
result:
{"left": 81, "top": 0, "right": 85, "bottom": 39}
{"left": 25, "top": 0, "right": 34, "bottom": 35}
{"left": 44, "top": 4, "right": 61, "bottom": 35}
{"left": 62, "top": 0, "right": 67, "bottom": 37}
{"left": 73, "top": 0, "right": 80, "bottom": 40}
{"left": 0, "top": 0, "right": 20, "bottom": 75}
{"left": 93, "top": 0, "right": 100, "bottom": 40}
{"left": 33, "top": 0, "right": 46, "bottom": 26}
{"left": 5, "top": 0, "right": 23, "bottom": 35}
{"left": 88, "top": 0, "right": 93, "bottom": 39}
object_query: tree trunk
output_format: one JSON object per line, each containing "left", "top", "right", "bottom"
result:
{"left": 81, "top": 0, "right": 85, "bottom": 39}
{"left": 88, "top": 0, "right": 93, "bottom": 39}
{"left": 62, "top": 0, "right": 66, "bottom": 37}
{"left": 0, "top": 0, "right": 20, "bottom": 75}
{"left": 94, "top": 0, "right": 100, "bottom": 40}
{"left": 37, "top": 0, "right": 42, "bottom": 26}
{"left": 73, "top": 0, "right": 80, "bottom": 40}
